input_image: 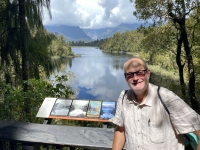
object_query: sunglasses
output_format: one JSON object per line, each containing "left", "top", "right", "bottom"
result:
{"left": 124, "top": 69, "right": 148, "bottom": 80}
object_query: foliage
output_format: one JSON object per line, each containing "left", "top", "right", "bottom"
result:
{"left": 0, "top": 75, "right": 74, "bottom": 122}
{"left": 71, "top": 39, "right": 105, "bottom": 47}
{"left": 49, "top": 34, "right": 75, "bottom": 57}
{"left": 99, "top": 30, "right": 144, "bottom": 54}
{"left": 0, "top": 0, "right": 53, "bottom": 82}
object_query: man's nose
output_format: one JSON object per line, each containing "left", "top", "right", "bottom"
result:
{"left": 132, "top": 74, "right": 139, "bottom": 80}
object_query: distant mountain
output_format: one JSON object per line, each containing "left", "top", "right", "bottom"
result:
{"left": 82, "top": 23, "right": 142, "bottom": 40}
{"left": 44, "top": 23, "right": 142, "bottom": 42}
{"left": 82, "top": 27, "right": 115, "bottom": 40}
{"left": 106, "top": 23, "right": 141, "bottom": 37}
{"left": 45, "top": 25, "right": 92, "bottom": 42}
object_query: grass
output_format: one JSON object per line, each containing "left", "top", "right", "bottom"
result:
{"left": 148, "top": 65, "right": 179, "bottom": 81}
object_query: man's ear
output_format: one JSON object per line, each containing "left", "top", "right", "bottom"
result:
{"left": 147, "top": 70, "right": 150, "bottom": 79}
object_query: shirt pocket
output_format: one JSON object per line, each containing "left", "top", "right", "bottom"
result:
{"left": 149, "top": 121, "right": 165, "bottom": 144}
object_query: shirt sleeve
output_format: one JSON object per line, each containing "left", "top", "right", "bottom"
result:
{"left": 160, "top": 87, "right": 200, "bottom": 134}
{"left": 112, "top": 90, "right": 126, "bottom": 127}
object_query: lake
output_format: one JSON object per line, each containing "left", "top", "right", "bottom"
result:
{"left": 53, "top": 46, "right": 133, "bottom": 101}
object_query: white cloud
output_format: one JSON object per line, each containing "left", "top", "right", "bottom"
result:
{"left": 43, "top": 0, "right": 138, "bottom": 29}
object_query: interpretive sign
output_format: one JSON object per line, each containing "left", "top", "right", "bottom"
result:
{"left": 86, "top": 100, "right": 102, "bottom": 118}
{"left": 36, "top": 98, "right": 116, "bottom": 122}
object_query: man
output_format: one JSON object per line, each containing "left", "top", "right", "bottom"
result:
{"left": 112, "top": 57, "right": 200, "bottom": 150}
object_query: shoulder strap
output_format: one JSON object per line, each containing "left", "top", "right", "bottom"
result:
{"left": 122, "top": 90, "right": 128, "bottom": 104}
{"left": 157, "top": 86, "right": 170, "bottom": 115}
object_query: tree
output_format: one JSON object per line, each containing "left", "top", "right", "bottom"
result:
{"left": 132, "top": 0, "right": 200, "bottom": 112}
{"left": 112, "top": 32, "right": 122, "bottom": 53}
{"left": 0, "top": 0, "right": 52, "bottom": 121}
{"left": 49, "top": 34, "right": 74, "bottom": 57}
{"left": 18, "top": 0, "right": 51, "bottom": 89}
{"left": 29, "top": 29, "right": 55, "bottom": 79}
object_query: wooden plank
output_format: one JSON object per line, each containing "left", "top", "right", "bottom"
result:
{"left": 0, "top": 120, "right": 114, "bottom": 150}
{"left": 22, "top": 145, "right": 34, "bottom": 150}
{"left": 48, "top": 116, "right": 111, "bottom": 122}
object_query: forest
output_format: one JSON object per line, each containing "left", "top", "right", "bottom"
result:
{"left": 0, "top": 0, "right": 200, "bottom": 126}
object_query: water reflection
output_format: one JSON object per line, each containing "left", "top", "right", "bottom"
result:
{"left": 53, "top": 47, "right": 133, "bottom": 101}
{"left": 50, "top": 47, "right": 183, "bottom": 101}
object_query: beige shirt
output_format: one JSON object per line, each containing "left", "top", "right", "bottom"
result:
{"left": 112, "top": 83, "right": 200, "bottom": 150}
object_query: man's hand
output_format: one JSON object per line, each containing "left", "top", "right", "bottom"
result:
{"left": 193, "top": 130, "right": 200, "bottom": 150}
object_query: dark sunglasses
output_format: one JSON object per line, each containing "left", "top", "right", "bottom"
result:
{"left": 124, "top": 69, "right": 148, "bottom": 80}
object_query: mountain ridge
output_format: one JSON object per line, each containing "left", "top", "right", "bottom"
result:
{"left": 45, "top": 23, "right": 142, "bottom": 42}
{"left": 45, "top": 25, "right": 92, "bottom": 42}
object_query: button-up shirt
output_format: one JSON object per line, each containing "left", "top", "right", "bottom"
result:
{"left": 112, "top": 83, "right": 200, "bottom": 150}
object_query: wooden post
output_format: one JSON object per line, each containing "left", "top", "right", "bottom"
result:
{"left": 103, "top": 122, "right": 108, "bottom": 128}
{"left": 43, "top": 118, "right": 52, "bottom": 124}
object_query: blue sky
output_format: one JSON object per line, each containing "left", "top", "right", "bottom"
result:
{"left": 43, "top": 0, "right": 139, "bottom": 29}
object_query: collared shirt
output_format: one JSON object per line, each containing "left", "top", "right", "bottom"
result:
{"left": 112, "top": 83, "right": 200, "bottom": 150}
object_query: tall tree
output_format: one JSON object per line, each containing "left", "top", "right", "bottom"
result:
{"left": 18, "top": 0, "right": 51, "bottom": 88}
{"left": 132, "top": 0, "right": 200, "bottom": 112}
{"left": 1, "top": 0, "right": 52, "bottom": 82}
{"left": 0, "top": 0, "right": 52, "bottom": 121}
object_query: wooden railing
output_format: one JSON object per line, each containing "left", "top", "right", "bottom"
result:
{"left": 0, "top": 120, "right": 115, "bottom": 150}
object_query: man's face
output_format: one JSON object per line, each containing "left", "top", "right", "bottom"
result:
{"left": 124, "top": 58, "right": 150, "bottom": 93}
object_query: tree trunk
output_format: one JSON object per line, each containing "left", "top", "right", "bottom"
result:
{"left": 176, "top": 34, "right": 186, "bottom": 98}
{"left": 19, "top": 0, "right": 28, "bottom": 86}
{"left": 179, "top": 20, "right": 200, "bottom": 113}
{"left": 19, "top": 0, "right": 31, "bottom": 121}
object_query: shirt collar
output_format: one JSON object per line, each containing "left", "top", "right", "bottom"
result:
{"left": 127, "top": 83, "right": 154, "bottom": 107}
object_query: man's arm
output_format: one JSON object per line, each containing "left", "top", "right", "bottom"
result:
{"left": 194, "top": 130, "right": 200, "bottom": 150}
{"left": 112, "top": 126, "right": 125, "bottom": 150}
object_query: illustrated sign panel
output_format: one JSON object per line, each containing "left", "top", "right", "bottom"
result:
{"left": 68, "top": 100, "right": 89, "bottom": 117}
{"left": 100, "top": 101, "right": 116, "bottom": 119}
{"left": 50, "top": 98, "right": 72, "bottom": 116}
{"left": 86, "top": 101, "right": 102, "bottom": 118}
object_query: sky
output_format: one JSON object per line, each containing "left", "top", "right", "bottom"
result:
{"left": 43, "top": 0, "right": 138, "bottom": 29}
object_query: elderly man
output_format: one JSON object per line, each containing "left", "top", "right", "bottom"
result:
{"left": 112, "top": 57, "right": 200, "bottom": 150}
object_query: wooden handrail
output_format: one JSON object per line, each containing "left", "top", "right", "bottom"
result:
{"left": 0, "top": 120, "right": 115, "bottom": 150}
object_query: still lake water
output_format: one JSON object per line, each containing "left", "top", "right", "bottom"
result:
{"left": 55, "top": 46, "right": 133, "bottom": 101}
